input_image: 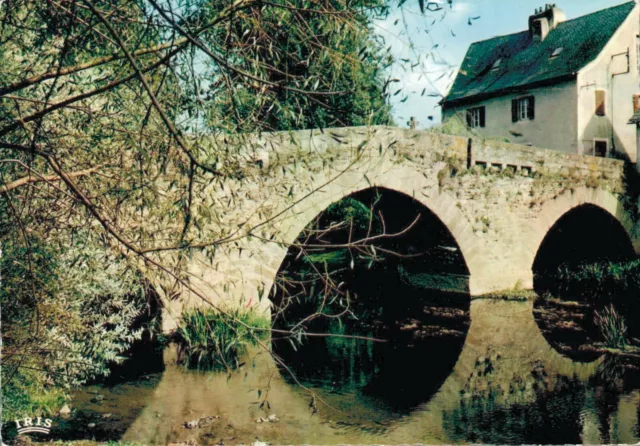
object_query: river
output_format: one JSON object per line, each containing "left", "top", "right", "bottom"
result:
{"left": 45, "top": 298, "right": 639, "bottom": 445}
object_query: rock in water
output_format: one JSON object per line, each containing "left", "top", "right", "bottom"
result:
{"left": 184, "top": 419, "right": 199, "bottom": 429}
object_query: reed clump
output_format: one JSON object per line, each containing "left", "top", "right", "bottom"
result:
{"left": 177, "top": 308, "right": 270, "bottom": 370}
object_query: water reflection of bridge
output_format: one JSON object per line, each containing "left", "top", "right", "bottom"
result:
{"left": 120, "top": 299, "right": 639, "bottom": 445}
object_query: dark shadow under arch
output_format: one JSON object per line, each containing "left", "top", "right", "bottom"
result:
{"left": 533, "top": 203, "right": 635, "bottom": 291}
{"left": 269, "top": 187, "right": 471, "bottom": 417}
{"left": 532, "top": 204, "right": 636, "bottom": 362}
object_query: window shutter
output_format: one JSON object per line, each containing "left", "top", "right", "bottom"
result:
{"left": 527, "top": 96, "right": 535, "bottom": 120}
{"left": 596, "top": 90, "right": 606, "bottom": 116}
{"left": 480, "top": 107, "right": 486, "bottom": 128}
{"left": 512, "top": 99, "right": 518, "bottom": 122}
{"left": 466, "top": 109, "right": 472, "bottom": 127}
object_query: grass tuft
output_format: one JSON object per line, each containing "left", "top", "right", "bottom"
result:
{"left": 594, "top": 304, "right": 629, "bottom": 349}
{"left": 176, "top": 308, "right": 270, "bottom": 371}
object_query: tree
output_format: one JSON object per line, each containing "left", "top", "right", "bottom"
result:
{"left": 198, "top": 0, "right": 394, "bottom": 131}
{"left": 0, "top": 0, "right": 397, "bottom": 422}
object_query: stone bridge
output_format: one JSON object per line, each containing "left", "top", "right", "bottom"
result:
{"left": 156, "top": 126, "right": 638, "bottom": 331}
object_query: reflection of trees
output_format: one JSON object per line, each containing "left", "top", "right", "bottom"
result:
{"left": 443, "top": 371, "right": 587, "bottom": 444}
{"left": 273, "top": 284, "right": 469, "bottom": 414}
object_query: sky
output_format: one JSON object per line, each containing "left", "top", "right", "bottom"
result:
{"left": 377, "top": 0, "right": 630, "bottom": 128}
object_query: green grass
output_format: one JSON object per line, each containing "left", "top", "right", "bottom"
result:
{"left": 176, "top": 307, "right": 270, "bottom": 371}
{"left": 303, "top": 250, "right": 349, "bottom": 266}
{"left": 594, "top": 304, "right": 629, "bottom": 349}
{"left": 475, "top": 290, "right": 537, "bottom": 302}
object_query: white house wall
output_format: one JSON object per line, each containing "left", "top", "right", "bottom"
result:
{"left": 442, "top": 80, "right": 578, "bottom": 152}
{"left": 577, "top": 3, "right": 639, "bottom": 162}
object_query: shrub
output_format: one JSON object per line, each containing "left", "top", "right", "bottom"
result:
{"left": 0, "top": 232, "right": 146, "bottom": 421}
{"left": 431, "top": 115, "right": 478, "bottom": 137}
{"left": 177, "top": 308, "right": 270, "bottom": 370}
{"left": 2, "top": 369, "right": 67, "bottom": 421}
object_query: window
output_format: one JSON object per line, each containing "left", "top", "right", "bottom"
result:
{"left": 595, "top": 90, "right": 606, "bottom": 116}
{"left": 511, "top": 96, "right": 535, "bottom": 122}
{"left": 594, "top": 139, "right": 608, "bottom": 158}
{"left": 466, "top": 106, "right": 485, "bottom": 128}
{"left": 633, "top": 94, "right": 640, "bottom": 113}
{"left": 550, "top": 47, "right": 563, "bottom": 58}
{"left": 532, "top": 20, "right": 542, "bottom": 39}
{"left": 491, "top": 59, "right": 502, "bottom": 70}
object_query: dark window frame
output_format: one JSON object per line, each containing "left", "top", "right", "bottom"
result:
{"left": 466, "top": 106, "right": 486, "bottom": 128}
{"left": 511, "top": 96, "right": 535, "bottom": 122}
{"left": 594, "top": 139, "right": 608, "bottom": 158}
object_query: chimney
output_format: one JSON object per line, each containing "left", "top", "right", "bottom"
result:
{"left": 529, "top": 4, "right": 566, "bottom": 42}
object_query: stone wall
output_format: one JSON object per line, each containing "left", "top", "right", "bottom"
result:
{"left": 470, "top": 138, "right": 625, "bottom": 182}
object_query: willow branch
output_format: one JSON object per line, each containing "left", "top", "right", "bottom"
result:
{"left": 85, "top": 0, "right": 225, "bottom": 177}
{"left": 147, "top": 0, "right": 349, "bottom": 97}
{"left": 1, "top": 165, "right": 102, "bottom": 194}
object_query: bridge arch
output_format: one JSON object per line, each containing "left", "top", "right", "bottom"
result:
{"left": 268, "top": 165, "right": 485, "bottom": 297}
{"left": 527, "top": 187, "right": 636, "bottom": 279}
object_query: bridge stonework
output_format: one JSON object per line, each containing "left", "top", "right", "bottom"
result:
{"left": 157, "top": 127, "right": 637, "bottom": 332}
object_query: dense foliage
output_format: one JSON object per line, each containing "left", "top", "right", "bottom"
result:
{"left": 201, "top": 0, "right": 394, "bottom": 131}
{"left": 0, "top": 230, "right": 147, "bottom": 419}
{"left": 0, "top": 0, "right": 397, "bottom": 422}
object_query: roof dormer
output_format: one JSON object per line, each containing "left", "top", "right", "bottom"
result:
{"left": 529, "top": 4, "right": 566, "bottom": 41}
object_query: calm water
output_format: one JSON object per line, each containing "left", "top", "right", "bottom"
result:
{"left": 38, "top": 298, "right": 640, "bottom": 445}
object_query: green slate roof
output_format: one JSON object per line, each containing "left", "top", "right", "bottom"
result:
{"left": 443, "top": 1, "right": 636, "bottom": 106}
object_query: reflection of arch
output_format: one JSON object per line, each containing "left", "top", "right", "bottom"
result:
{"left": 527, "top": 187, "right": 636, "bottom": 273}
{"left": 125, "top": 302, "right": 604, "bottom": 445}
{"left": 270, "top": 166, "right": 484, "bottom": 295}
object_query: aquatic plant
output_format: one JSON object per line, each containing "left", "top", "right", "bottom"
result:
{"left": 593, "top": 304, "right": 629, "bottom": 349}
{"left": 553, "top": 260, "right": 640, "bottom": 302}
{"left": 177, "top": 308, "right": 270, "bottom": 371}
{"left": 545, "top": 261, "right": 640, "bottom": 342}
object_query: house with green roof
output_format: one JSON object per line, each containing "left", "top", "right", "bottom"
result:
{"left": 442, "top": 1, "right": 640, "bottom": 165}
